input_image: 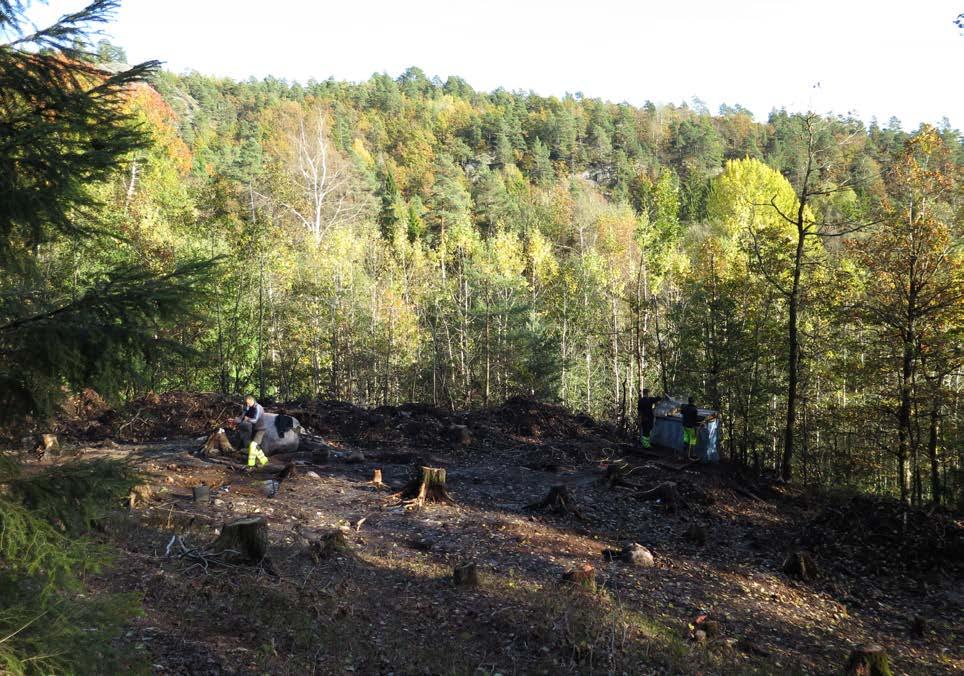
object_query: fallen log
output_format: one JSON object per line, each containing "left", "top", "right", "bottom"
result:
{"left": 732, "top": 484, "right": 766, "bottom": 503}
{"left": 297, "top": 433, "right": 337, "bottom": 458}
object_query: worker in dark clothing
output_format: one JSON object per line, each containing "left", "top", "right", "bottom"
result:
{"left": 637, "top": 388, "right": 663, "bottom": 449}
{"left": 228, "top": 394, "right": 269, "bottom": 467}
{"left": 680, "top": 396, "right": 701, "bottom": 460}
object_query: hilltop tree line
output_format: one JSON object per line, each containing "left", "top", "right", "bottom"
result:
{"left": 7, "top": 50, "right": 964, "bottom": 505}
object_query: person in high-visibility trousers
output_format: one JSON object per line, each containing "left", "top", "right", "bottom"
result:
{"left": 680, "top": 396, "right": 700, "bottom": 461}
{"left": 637, "top": 388, "right": 663, "bottom": 449}
{"left": 229, "top": 394, "right": 268, "bottom": 467}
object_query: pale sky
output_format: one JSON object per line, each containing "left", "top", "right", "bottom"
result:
{"left": 29, "top": 0, "right": 964, "bottom": 129}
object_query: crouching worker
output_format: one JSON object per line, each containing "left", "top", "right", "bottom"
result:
{"left": 228, "top": 394, "right": 268, "bottom": 468}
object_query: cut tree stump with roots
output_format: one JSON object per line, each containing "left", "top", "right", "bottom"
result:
{"left": 525, "top": 484, "right": 584, "bottom": 520}
{"left": 277, "top": 462, "right": 298, "bottom": 482}
{"left": 453, "top": 562, "right": 479, "bottom": 588}
{"left": 39, "top": 433, "right": 60, "bottom": 454}
{"left": 685, "top": 523, "right": 708, "bottom": 546}
{"left": 560, "top": 564, "right": 596, "bottom": 591}
{"left": 910, "top": 615, "right": 926, "bottom": 638}
{"left": 445, "top": 424, "right": 472, "bottom": 446}
{"left": 636, "top": 482, "right": 680, "bottom": 511}
{"left": 397, "top": 466, "right": 454, "bottom": 508}
{"left": 370, "top": 468, "right": 390, "bottom": 490}
{"left": 201, "top": 428, "right": 235, "bottom": 456}
{"left": 128, "top": 484, "right": 153, "bottom": 509}
{"left": 212, "top": 516, "right": 269, "bottom": 563}
{"left": 845, "top": 644, "right": 892, "bottom": 676}
{"left": 782, "top": 550, "right": 819, "bottom": 581}
{"left": 600, "top": 459, "right": 642, "bottom": 489}
{"left": 310, "top": 530, "right": 352, "bottom": 562}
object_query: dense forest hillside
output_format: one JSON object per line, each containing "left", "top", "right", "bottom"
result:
{"left": 8, "top": 45, "right": 964, "bottom": 505}
{"left": 84, "top": 64, "right": 958, "bottom": 505}
{"left": 2, "top": 4, "right": 962, "bottom": 672}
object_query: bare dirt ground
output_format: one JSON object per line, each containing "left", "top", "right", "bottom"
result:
{"left": 18, "top": 395, "right": 964, "bottom": 674}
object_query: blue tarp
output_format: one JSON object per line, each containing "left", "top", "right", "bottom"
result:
{"left": 649, "top": 398, "right": 720, "bottom": 463}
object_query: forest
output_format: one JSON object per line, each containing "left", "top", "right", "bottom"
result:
{"left": 2, "top": 2, "right": 963, "bottom": 674}
{"left": 19, "top": 54, "right": 959, "bottom": 506}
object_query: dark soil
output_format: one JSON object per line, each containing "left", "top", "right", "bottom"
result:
{"left": 11, "top": 392, "right": 964, "bottom": 674}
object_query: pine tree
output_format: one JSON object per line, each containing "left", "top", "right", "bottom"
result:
{"left": 0, "top": 0, "right": 216, "bottom": 415}
{"left": 377, "top": 164, "right": 404, "bottom": 239}
{"left": 0, "top": 3, "right": 213, "bottom": 671}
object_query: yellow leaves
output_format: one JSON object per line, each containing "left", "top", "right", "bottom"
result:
{"left": 474, "top": 229, "right": 528, "bottom": 298}
{"left": 526, "top": 229, "right": 559, "bottom": 287}
{"left": 351, "top": 138, "right": 374, "bottom": 168}
{"left": 593, "top": 202, "right": 639, "bottom": 259}
{"left": 706, "top": 158, "right": 800, "bottom": 242}
{"left": 432, "top": 95, "right": 475, "bottom": 138}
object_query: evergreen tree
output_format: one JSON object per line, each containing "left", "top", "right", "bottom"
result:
{"left": 529, "top": 137, "right": 555, "bottom": 186}
{"left": 1, "top": 4, "right": 214, "bottom": 669}
{"left": 377, "top": 164, "right": 404, "bottom": 239}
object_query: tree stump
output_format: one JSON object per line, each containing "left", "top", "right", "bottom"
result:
{"left": 525, "top": 484, "right": 584, "bottom": 520}
{"left": 453, "top": 562, "right": 479, "bottom": 588}
{"left": 446, "top": 424, "right": 472, "bottom": 446}
{"left": 561, "top": 563, "right": 596, "bottom": 591}
{"left": 782, "top": 550, "right": 818, "bottom": 581}
{"left": 310, "top": 530, "right": 352, "bottom": 562}
{"left": 600, "top": 459, "right": 641, "bottom": 489}
{"left": 370, "top": 468, "right": 390, "bottom": 490}
{"left": 398, "top": 466, "right": 454, "bottom": 508}
{"left": 685, "top": 523, "right": 707, "bottom": 546}
{"left": 202, "top": 428, "right": 235, "bottom": 456}
{"left": 636, "top": 482, "right": 680, "bottom": 511}
{"left": 128, "top": 484, "right": 152, "bottom": 509}
{"left": 277, "top": 462, "right": 298, "bottom": 482}
{"left": 34, "top": 433, "right": 60, "bottom": 460}
{"left": 910, "top": 615, "right": 926, "bottom": 639}
{"left": 845, "top": 644, "right": 892, "bottom": 676}
{"left": 212, "top": 516, "right": 269, "bottom": 563}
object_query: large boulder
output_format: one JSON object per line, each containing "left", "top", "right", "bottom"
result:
{"left": 239, "top": 413, "right": 301, "bottom": 455}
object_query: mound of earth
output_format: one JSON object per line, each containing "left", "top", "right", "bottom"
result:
{"left": 110, "top": 391, "right": 237, "bottom": 442}
{"left": 797, "top": 493, "right": 964, "bottom": 577}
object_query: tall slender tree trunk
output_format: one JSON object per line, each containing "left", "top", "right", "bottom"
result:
{"left": 483, "top": 291, "right": 491, "bottom": 406}
{"left": 653, "top": 295, "right": 669, "bottom": 395}
{"left": 611, "top": 292, "right": 619, "bottom": 414}
{"left": 782, "top": 225, "right": 805, "bottom": 481}
{"left": 927, "top": 393, "right": 941, "bottom": 505}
